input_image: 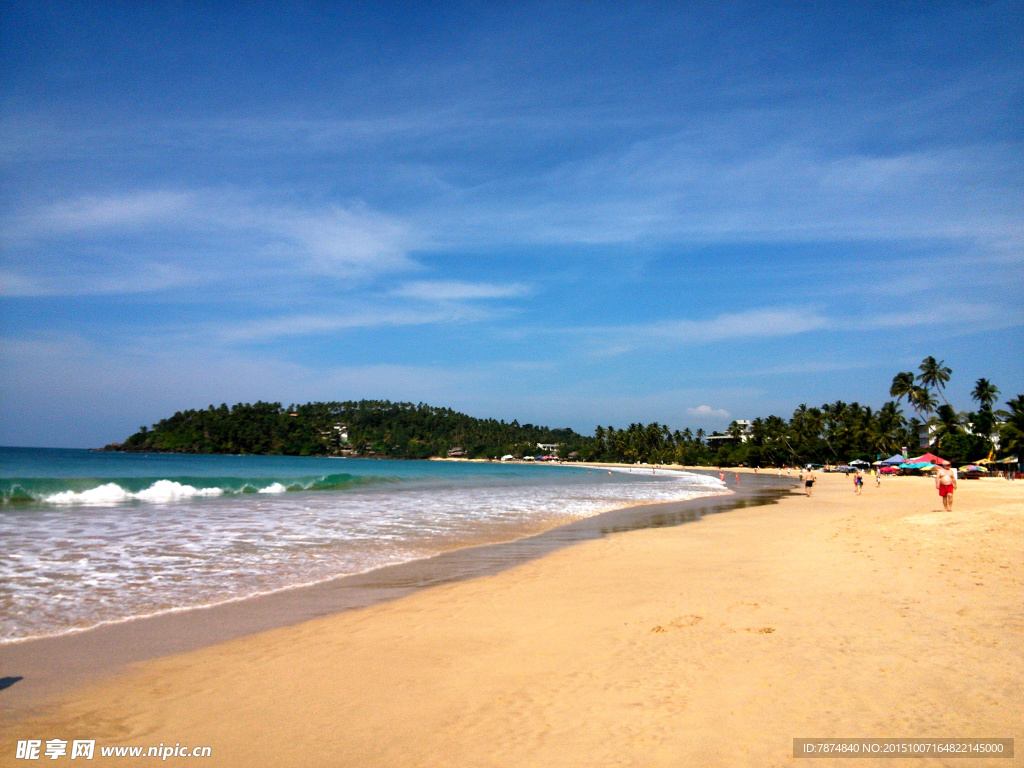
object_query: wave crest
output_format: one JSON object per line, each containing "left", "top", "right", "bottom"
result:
{"left": 1, "top": 473, "right": 391, "bottom": 505}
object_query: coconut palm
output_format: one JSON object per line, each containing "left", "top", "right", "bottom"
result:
{"left": 908, "top": 385, "right": 937, "bottom": 417}
{"left": 889, "top": 371, "right": 915, "bottom": 403}
{"left": 971, "top": 378, "right": 1000, "bottom": 411}
{"left": 929, "top": 404, "right": 964, "bottom": 448}
{"left": 917, "top": 356, "right": 952, "bottom": 406}
{"left": 999, "top": 395, "right": 1024, "bottom": 458}
{"left": 873, "top": 401, "right": 906, "bottom": 454}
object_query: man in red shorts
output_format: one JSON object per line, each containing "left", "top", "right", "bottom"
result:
{"left": 935, "top": 459, "right": 957, "bottom": 511}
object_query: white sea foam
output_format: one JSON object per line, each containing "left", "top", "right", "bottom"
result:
{"left": 45, "top": 480, "right": 224, "bottom": 505}
{"left": 3, "top": 464, "right": 727, "bottom": 643}
{"left": 257, "top": 482, "right": 288, "bottom": 494}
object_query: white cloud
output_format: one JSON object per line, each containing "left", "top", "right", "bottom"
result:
{"left": 392, "top": 280, "right": 529, "bottom": 301}
{"left": 0, "top": 263, "right": 197, "bottom": 298}
{"left": 217, "top": 305, "right": 492, "bottom": 342}
{"left": 269, "top": 205, "right": 418, "bottom": 277}
{"left": 648, "top": 308, "right": 833, "bottom": 342}
{"left": 687, "top": 405, "right": 731, "bottom": 419}
{"left": 1, "top": 190, "right": 422, "bottom": 295}
{"left": 568, "top": 307, "right": 834, "bottom": 357}
{"left": 10, "top": 191, "right": 194, "bottom": 238}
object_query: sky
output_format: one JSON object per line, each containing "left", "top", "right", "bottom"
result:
{"left": 1, "top": 1, "right": 1022, "bottom": 448}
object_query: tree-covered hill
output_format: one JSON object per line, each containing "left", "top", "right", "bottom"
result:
{"left": 103, "top": 359, "right": 1017, "bottom": 466}
{"left": 104, "top": 400, "right": 588, "bottom": 459}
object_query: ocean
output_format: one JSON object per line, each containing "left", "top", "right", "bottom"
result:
{"left": 0, "top": 447, "right": 726, "bottom": 644}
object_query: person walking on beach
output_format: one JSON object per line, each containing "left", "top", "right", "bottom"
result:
{"left": 854, "top": 470, "right": 864, "bottom": 495}
{"left": 936, "top": 460, "right": 957, "bottom": 511}
{"left": 875, "top": 469, "right": 881, "bottom": 488}
{"left": 804, "top": 467, "right": 816, "bottom": 497}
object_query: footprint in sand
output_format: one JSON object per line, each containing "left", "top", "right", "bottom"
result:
{"left": 727, "top": 602, "right": 760, "bottom": 613}
{"left": 651, "top": 615, "right": 703, "bottom": 633}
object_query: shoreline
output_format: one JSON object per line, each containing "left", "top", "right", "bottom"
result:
{"left": 0, "top": 471, "right": 782, "bottom": 713}
{"left": 2, "top": 473, "right": 1018, "bottom": 767}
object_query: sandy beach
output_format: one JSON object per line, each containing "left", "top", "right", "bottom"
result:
{"left": 2, "top": 470, "right": 1021, "bottom": 766}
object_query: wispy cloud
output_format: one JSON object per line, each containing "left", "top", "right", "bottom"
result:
{"left": 1, "top": 190, "right": 422, "bottom": 296}
{"left": 17, "top": 191, "right": 194, "bottom": 235}
{"left": 217, "top": 305, "right": 493, "bottom": 342}
{"left": 391, "top": 280, "right": 529, "bottom": 301}
{"left": 0, "top": 262, "right": 198, "bottom": 298}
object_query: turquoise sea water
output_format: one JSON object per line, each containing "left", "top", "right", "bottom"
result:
{"left": 0, "top": 447, "right": 726, "bottom": 642}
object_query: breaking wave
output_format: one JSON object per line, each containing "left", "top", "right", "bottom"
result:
{"left": 0, "top": 473, "right": 391, "bottom": 505}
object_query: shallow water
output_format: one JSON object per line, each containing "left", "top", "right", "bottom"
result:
{"left": 0, "top": 448, "right": 726, "bottom": 642}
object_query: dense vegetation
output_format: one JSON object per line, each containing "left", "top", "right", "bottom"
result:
{"left": 106, "top": 357, "right": 1020, "bottom": 467}
{"left": 105, "top": 400, "right": 587, "bottom": 460}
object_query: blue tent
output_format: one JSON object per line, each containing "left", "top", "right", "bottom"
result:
{"left": 880, "top": 454, "right": 906, "bottom": 465}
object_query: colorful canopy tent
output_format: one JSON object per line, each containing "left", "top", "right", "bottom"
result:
{"left": 908, "top": 452, "right": 947, "bottom": 464}
{"left": 900, "top": 462, "right": 936, "bottom": 470}
{"left": 879, "top": 454, "right": 906, "bottom": 465}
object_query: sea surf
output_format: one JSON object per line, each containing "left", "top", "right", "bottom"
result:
{"left": 0, "top": 447, "right": 726, "bottom": 643}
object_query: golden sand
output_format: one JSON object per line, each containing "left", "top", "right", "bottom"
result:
{"left": 2, "top": 472, "right": 1021, "bottom": 766}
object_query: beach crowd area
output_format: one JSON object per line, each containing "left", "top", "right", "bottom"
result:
{"left": 1, "top": 468, "right": 1020, "bottom": 767}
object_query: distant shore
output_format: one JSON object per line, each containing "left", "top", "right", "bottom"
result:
{"left": 2, "top": 473, "right": 1021, "bottom": 767}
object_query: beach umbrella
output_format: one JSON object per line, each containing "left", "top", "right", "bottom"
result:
{"left": 908, "top": 452, "right": 946, "bottom": 465}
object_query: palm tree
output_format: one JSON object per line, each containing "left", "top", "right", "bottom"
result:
{"left": 999, "top": 395, "right": 1024, "bottom": 458}
{"left": 917, "top": 356, "right": 952, "bottom": 406}
{"left": 908, "top": 385, "right": 937, "bottom": 418}
{"left": 695, "top": 429, "right": 705, "bottom": 445}
{"left": 890, "top": 371, "right": 915, "bottom": 403}
{"left": 874, "top": 401, "right": 906, "bottom": 454}
{"left": 929, "top": 404, "right": 964, "bottom": 449}
{"left": 971, "top": 378, "right": 1000, "bottom": 411}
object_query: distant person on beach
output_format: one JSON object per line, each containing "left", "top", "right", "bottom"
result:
{"left": 936, "top": 460, "right": 957, "bottom": 511}
{"left": 854, "top": 470, "right": 863, "bottom": 495}
{"left": 804, "top": 468, "right": 816, "bottom": 496}
{"left": 875, "top": 470, "right": 881, "bottom": 488}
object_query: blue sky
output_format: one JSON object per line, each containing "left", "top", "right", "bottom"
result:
{"left": 1, "top": 1, "right": 1022, "bottom": 448}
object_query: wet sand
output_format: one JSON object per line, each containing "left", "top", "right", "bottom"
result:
{"left": 1, "top": 471, "right": 1021, "bottom": 766}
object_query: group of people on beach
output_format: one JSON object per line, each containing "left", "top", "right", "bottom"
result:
{"left": 801, "top": 461, "right": 959, "bottom": 509}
